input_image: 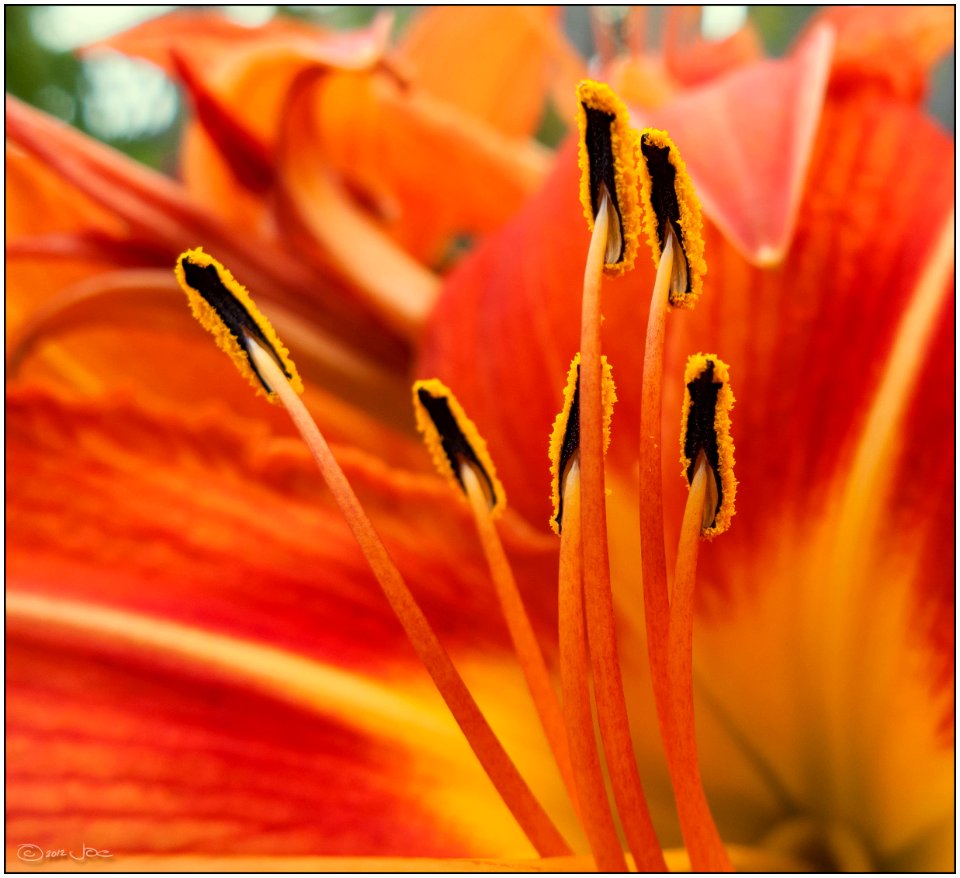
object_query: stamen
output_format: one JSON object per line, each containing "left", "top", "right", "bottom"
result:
{"left": 556, "top": 459, "right": 628, "bottom": 871}
{"left": 578, "top": 181, "right": 665, "bottom": 871}
{"left": 457, "top": 460, "right": 580, "bottom": 819}
{"left": 637, "top": 128, "right": 706, "bottom": 308}
{"left": 662, "top": 452, "right": 731, "bottom": 871}
{"left": 576, "top": 80, "right": 641, "bottom": 275}
{"left": 679, "top": 355, "right": 737, "bottom": 538}
{"left": 411, "top": 379, "right": 579, "bottom": 812}
{"left": 548, "top": 354, "right": 616, "bottom": 536}
{"left": 181, "top": 254, "right": 571, "bottom": 857}
{"left": 175, "top": 247, "right": 303, "bottom": 401}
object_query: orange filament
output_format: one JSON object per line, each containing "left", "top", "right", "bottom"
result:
{"left": 638, "top": 226, "right": 675, "bottom": 681}
{"left": 557, "top": 459, "right": 628, "bottom": 872}
{"left": 459, "top": 461, "right": 580, "bottom": 813}
{"left": 246, "top": 339, "right": 572, "bottom": 858}
{"left": 666, "top": 454, "right": 731, "bottom": 871}
{"left": 638, "top": 239, "right": 730, "bottom": 871}
{"left": 579, "top": 190, "right": 666, "bottom": 871}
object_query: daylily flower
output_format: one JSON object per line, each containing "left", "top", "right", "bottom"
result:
{"left": 6, "top": 6, "right": 954, "bottom": 872}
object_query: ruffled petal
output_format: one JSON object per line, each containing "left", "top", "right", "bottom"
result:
{"left": 279, "top": 68, "right": 549, "bottom": 267}
{"left": 82, "top": 10, "right": 389, "bottom": 78}
{"left": 5, "top": 103, "right": 414, "bottom": 411}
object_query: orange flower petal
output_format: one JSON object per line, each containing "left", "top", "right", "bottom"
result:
{"left": 663, "top": 6, "right": 764, "bottom": 87}
{"left": 398, "top": 7, "right": 583, "bottom": 139}
{"left": 277, "top": 68, "right": 549, "bottom": 266}
{"left": 274, "top": 70, "right": 440, "bottom": 340}
{"left": 809, "top": 5, "right": 955, "bottom": 101}
{"left": 83, "top": 10, "right": 390, "bottom": 79}
{"left": 635, "top": 22, "right": 835, "bottom": 265}
{"left": 8, "top": 383, "right": 574, "bottom": 857}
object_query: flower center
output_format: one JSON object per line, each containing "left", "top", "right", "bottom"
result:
{"left": 174, "top": 78, "right": 745, "bottom": 872}
{"left": 761, "top": 817, "right": 874, "bottom": 871}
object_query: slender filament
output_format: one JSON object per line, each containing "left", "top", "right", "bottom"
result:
{"left": 638, "top": 233, "right": 730, "bottom": 870}
{"left": 460, "top": 461, "right": 580, "bottom": 815}
{"left": 667, "top": 453, "right": 731, "bottom": 870}
{"left": 557, "top": 459, "right": 628, "bottom": 871}
{"left": 247, "top": 339, "right": 571, "bottom": 858}
{"left": 579, "top": 190, "right": 666, "bottom": 871}
{"left": 638, "top": 225, "right": 676, "bottom": 683}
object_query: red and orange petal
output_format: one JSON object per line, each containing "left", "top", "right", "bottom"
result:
{"left": 7, "top": 387, "right": 560, "bottom": 678}
{"left": 7, "top": 606, "right": 521, "bottom": 861}
{"left": 7, "top": 381, "right": 577, "bottom": 857}
{"left": 5, "top": 98, "right": 417, "bottom": 415}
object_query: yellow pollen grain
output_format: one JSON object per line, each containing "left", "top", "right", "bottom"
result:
{"left": 575, "top": 80, "right": 641, "bottom": 276}
{"left": 412, "top": 378, "right": 506, "bottom": 519}
{"left": 548, "top": 353, "right": 617, "bottom": 535}
{"left": 174, "top": 247, "right": 303, "bottom": 402}
{"left": 679, "top": 353, "right": 736, "bottom": 539}
{"left": 637, "top": 128, "right": 707, "bottom": 309}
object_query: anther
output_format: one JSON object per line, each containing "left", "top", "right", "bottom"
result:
{"left": 576, "top": 80, "right": 641, "bottom": 275}
{"left": 412, "top": 379, "right": 504, "bottom": 517}
{"left": 679, "top": 354, "right": 737, "bottom": 538}
{"left": 174, "top": 247, "right": 302, "bottom": 401}
{"left": 414, "top": 379, "right": 580, "bottom": 815}
{"left": 661, "top": 358, "right": 739, "bottom": 870}
{"left": 638, "top": 128, "right": 706, "bottom": 308}
{"left": 548, "top": 353, "right": 616, "bottom": 535}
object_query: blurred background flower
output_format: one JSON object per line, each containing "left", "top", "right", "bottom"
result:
{"left": 7, "top": 5, "right": 954, "bottom": 172}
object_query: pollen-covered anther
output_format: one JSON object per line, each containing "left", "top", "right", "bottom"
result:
{"left": 174, "top": 247, "right": 303, "bottom": 402}
{"left": 413, "top": 379, "right": 505, "bottom": 518}
{"left": 638, "top": 128, "right": 707, "bottom": 308}
{"left": 575, "top": 80, "right": 641, "bottom": 275}
{"left": 548, "top": 353, "right": 617, "bottom": 534}
{"left": 679, "top": 354, "right": 736, "bottom": 538}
